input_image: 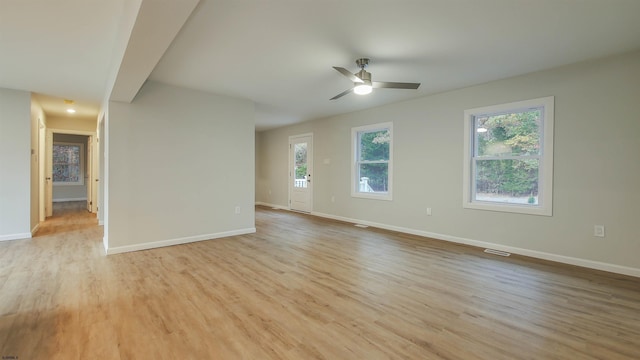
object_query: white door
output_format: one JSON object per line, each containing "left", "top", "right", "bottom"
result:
{"left": 45, "top": 130, "right": 53, "bottom": 217}
{"left": 290, "top": 134, "right": 313, "bottom": 212}
{"left": 86, "top": 136, "right": 93, "bottom": 212}
{"left": 38, "top": 121, "right": 46, "bottom": 221}
{"left": 92, "top": 135, "right": 98, "bottom": 215}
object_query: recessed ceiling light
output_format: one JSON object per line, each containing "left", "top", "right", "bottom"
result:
{"left": 66, "top": 108, "right": 76, "bottom": 113}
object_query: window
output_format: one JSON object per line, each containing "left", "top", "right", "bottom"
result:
{"left": 294, "top": 142, "right": 308, "bottom": 188}
{"left": 53, "top": 142, "right": 84, "bottom": 186}
{"left": 351, "top": 122, "right": 393, "bottom": 200}
{"left": 463, "top": 97, "right": 554, "bottom": 216}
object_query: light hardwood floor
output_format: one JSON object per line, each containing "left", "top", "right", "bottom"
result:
{"left": 1, "top": 204, "right": 639, "bottom": 359}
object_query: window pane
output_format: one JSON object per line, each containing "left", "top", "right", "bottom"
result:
{"left": 359, "top": 130, "right": 390, "bottom": 161}
{"left": 358, "top": 163, "right": 388, "bottom": 193}
{"left": 53, "top": 144, "right": 81, "bottom": 183}
{"left": 475, "top": 109, "right": 541, "bottom": 157}
{"left": 294, "top": 143, "right": 307, "bottom": 188}
{"left": 53, "top": 164, "right": 81, "bottom": 182}
{"left": 475, "top": 159, "right": 539, "bottom": 205}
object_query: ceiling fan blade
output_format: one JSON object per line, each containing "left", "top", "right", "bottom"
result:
{"left": 373, "top": 81, "right": 421, "bottom": 89}
{"left": 333, "top": 67, "right": 364, "bottom": 83}
{"left": 330, "top": 88, "right": 354, "bottom": 100}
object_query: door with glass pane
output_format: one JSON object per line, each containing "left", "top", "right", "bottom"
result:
{"left": 289, "top": 134, "right": 312, "bottom": 212}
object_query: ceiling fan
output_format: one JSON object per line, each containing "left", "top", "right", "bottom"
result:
{"left": 330, "top": 58, "right": 420, "bottom": 100}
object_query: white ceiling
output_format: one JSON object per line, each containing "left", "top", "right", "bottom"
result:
{"left": 0, "top": 0, "right": 124, "bottom": 105}
{"left": 31, "top": 93, "right": 100, "bottom": 119}
{"left": 2, "top": 0, "right": 640, "bottom": 131}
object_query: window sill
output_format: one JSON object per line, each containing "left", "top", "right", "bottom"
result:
{"left": 463, "top": 201, "right": 551, "bottom": 216}
{"left": 53, "top": 182, "right": 84, "bottom": 187}
{"left": 351, "top": 192, "right": 392, "bottom": 201}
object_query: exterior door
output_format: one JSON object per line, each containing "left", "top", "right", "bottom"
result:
{"left": 289, "top": 134, "right": 313, "bottom": 212}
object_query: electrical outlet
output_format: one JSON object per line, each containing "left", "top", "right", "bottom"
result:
{"left": 235, "top": 206, "right": 241, "bottom": 214}
{"left": 331, "top": 195, "right": 335, "bottom": 203}
{"left": 594, "top": 225, "right": 605, "bottom": 237}
{"left": 427, "top": 207, "right": 432, "bottom": 216}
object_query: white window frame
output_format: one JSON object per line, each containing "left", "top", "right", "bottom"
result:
{"left": 351, "top": 122, "right": 393, "bottom": 201}
{"left": 53, "top": 141, "right": 85, "bottom": 186}
{"left": 463, "top": 96, "right": 554, "bottom": 216}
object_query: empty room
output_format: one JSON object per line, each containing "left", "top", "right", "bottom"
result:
{"left": 1, "top": 0, "right": 639, "bottom": 359}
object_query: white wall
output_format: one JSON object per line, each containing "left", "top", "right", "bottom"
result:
{"left": 52, "top": 133, "right": 88, "bottom": 201}
{"left": 106, "top": 81, "right": 255, "bottom": 253}
{"left": 47, "top": 116, "right": 97, "bottom": 132}
{"left": 256, "top": 50, "right": 640, "bottom": 275}
{"left": 0, "top": 88, "right": 31, "bottom": 240}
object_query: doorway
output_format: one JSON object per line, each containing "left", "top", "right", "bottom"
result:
{"left": 45, "top": 129, "right": 97, "bottom": 218}
{"left": 289, "top": 133, "right": 313, "bottom": 212}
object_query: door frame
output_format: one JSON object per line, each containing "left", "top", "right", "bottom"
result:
{"left": 45, "top": 128, "right": 98, "bottom": 216}
{"left": 288, "top": 133, "right": 313, "bottom": 212}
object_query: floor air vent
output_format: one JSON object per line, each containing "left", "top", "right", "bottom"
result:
{"left": 484, "top": 249, "right": 511, "bottom": 257}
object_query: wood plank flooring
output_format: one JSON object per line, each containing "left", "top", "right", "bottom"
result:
{"left": 32, "top": 201, "right": 98, "bottom": 237}
{"left": 1, "top": 204, "right": 639, "bottom": 359}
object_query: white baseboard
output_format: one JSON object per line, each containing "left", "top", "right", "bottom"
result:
{"left": 53, "top": 197, "right": 87, "bottom": 202}
{"left": 105, "top": 227, "right": 257, "bottom": 255}
{"left": 255, "top": 201, "right": 289, "bottom": 210}
{"left": 0, "top": 232, "right": 31, "bottom": 241}
{"left": 31, "top": 223, "right": 40, "bottom": 236}
{"left": 309, "top": 211, "right": 640, "bottom": 278}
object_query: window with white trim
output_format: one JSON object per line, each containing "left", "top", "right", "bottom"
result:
{"left": 351, "top": 122, "right": 393, "bottom": 200}
{"left": 463, "top": 97, "right": 554, "bottom": 216}
{"left": 53, "top": 142, "right": 84, "bottom": 186}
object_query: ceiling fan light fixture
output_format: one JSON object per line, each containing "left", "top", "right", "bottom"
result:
{"left": 330, "top": 58, "right": 420, "bottom": 100}
{"left": 353, "top": 82, "right": 372, "bottom": 95}
{"left": 66, "top": 108, "right": 76, "bottom": 113}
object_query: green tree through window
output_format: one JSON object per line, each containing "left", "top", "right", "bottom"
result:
{"left": 358, "top": 130, "right": 390, "bottom": 192}
{"left": 464, "top": 96, "right": 554, "bottom": 215}
{"left": 294, "top": 143, "right": 307, "bottom": 179}
{"left": 352, "top": 122, "right": 392, "bottom": 200}
{"left": 474, "top": 109, "right": 541, "bottom": 203}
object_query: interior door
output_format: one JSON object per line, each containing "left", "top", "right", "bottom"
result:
{"left": 86, "top": 136, "right": 93, "bottom": 212}
{"left": 45, "top": 130, "right": 53, "bottom": 217}
{"left": 290, "top": 134, "right": 313, "bottom": 212}
{"left": 38, "top": 121, "right": 46, "bottom": 221}
{"left": 92, "top": 135, "right": 98, "bottom": 215}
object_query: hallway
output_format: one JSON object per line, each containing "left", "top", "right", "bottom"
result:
{"left": 34, "top": 201, "right": 98, "bottom": 237}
